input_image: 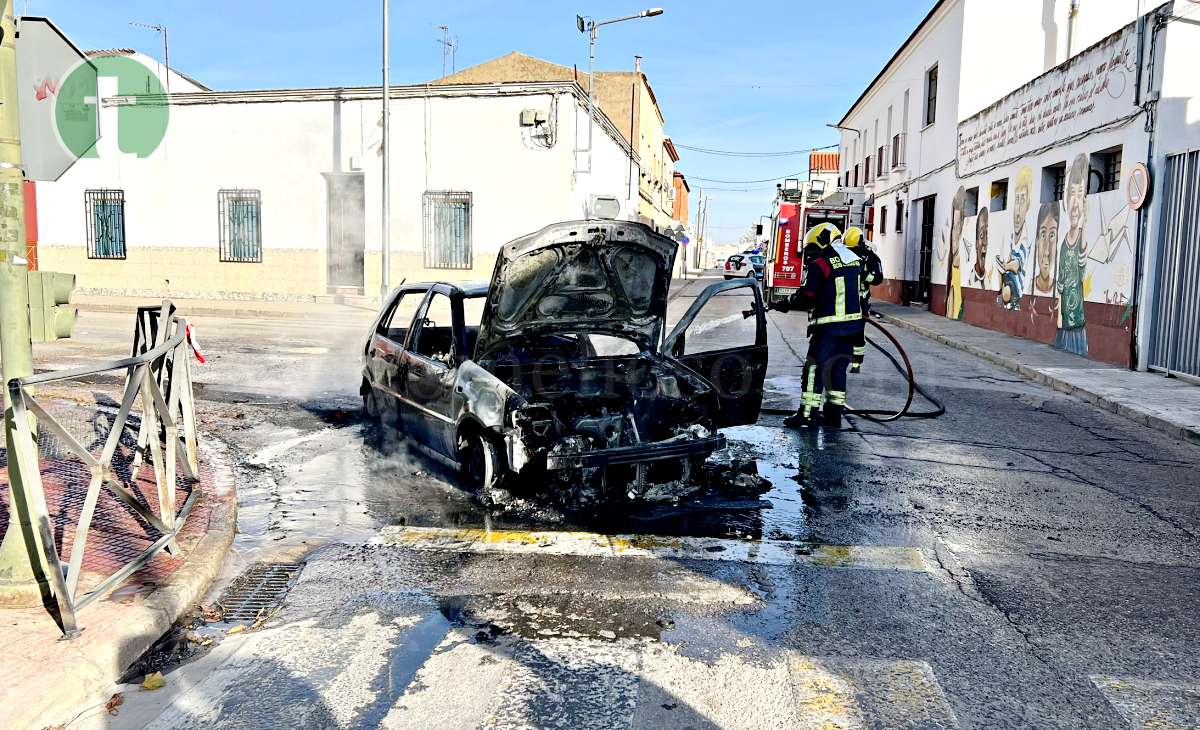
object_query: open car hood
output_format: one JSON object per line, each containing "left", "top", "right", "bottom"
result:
{"left": 476, "top": 220, "right": 678, "bottom": 357}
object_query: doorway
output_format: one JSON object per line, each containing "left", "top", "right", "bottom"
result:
{"left": 323, "top": 171, "right": 365, "bottom": 293}
{"left": 909, "top": 194, "right": 936, "bottom": 305}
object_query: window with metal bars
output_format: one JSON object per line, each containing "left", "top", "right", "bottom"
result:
{"left": 895, "top": 200, "right": 904, "bottom": 233}
{"left": 218, "top": 189, "right": 263, "bottom": 262}
{"left": 880, "top": 206, "right": 888, "bottom": 235}
{"left": 1043, "top": 163, "right": 1066, "bottom": 202}
{"left": 85, "top": 189, "right": 127, "bottom": 259}
{"left": 423, "top": 191, "right": 473, "bottom": 270}
{"left": 1091, "top": 147, "right": 1122, "bottom": 193}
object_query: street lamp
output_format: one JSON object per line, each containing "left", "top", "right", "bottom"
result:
{"left": 575, "top": 8, "right": 663, "bottom": 173}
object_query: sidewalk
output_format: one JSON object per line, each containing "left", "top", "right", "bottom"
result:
{"left": 874, "top": 302, "right": 1200, "bottom": 444}
{"left": 73, "top": 293, "right": 379, "bottom": 321}
{"left": 73, "top": 277, "right": 719, "bottom": 321}
{"left": 0, "top": 398, "right": 237, "bottom": 730}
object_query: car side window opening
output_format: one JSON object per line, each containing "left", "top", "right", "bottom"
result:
{"left": 378, "top": 291, "right": 422, "bottom": 344}
{"left": 412, "top": 291, "right": 456, "bottom": 364}
{"left": 462, "top": 294, "right": 486, "bottom": 358}
{"left": 682, "top": 285, "right": 758, "bottom": 356}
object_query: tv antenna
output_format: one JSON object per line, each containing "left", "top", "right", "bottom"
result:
{"left": 436, "top": 25, "right": 458, "bottom": 77}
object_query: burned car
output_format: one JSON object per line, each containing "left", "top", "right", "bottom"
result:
{"left": 361, "top": 220, "right": 767, "bottom": 498}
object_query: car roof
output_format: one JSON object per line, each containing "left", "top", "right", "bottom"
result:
{"left": 392, "top": 281, "right": 488, "bottom": 298}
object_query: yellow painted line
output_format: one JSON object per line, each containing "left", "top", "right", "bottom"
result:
{"left": 373, "top": 525, "right": 929, "bottom": 571}
{"left": 788, "top": 656, "right": 960, "bottom": 729}
{"left": 1091, "top": 675, "right": 1200, "bottom": 730}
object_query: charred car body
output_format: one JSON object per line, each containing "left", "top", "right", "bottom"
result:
{"left": 361, "top": 220, "right": 767, "bottom": 497}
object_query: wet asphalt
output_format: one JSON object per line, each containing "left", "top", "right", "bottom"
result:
{"left": 39, "top": 276, "right": 1200, "bottom": 729}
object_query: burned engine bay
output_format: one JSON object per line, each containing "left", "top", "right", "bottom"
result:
{"left": 476, "top": 335, "right": 761, "bottom": 508}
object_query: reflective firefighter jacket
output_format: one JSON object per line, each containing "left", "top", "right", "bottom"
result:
{"left": 858, "top": 245, "right": 884, "bottom": 308}
{"left": 791, "top": 248, "right": 864, "bottom": 336}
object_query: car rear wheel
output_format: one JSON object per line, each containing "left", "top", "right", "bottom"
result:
{"left": 459, "top": 430, "right": 505, "bottom": 490}
{"left": 363, "top": 381, "right": 380, "bottom": 422}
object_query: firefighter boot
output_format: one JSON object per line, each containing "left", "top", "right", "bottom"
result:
{"left": 783, "top": 411, "right": 816, "bottom": 429}
{"left": 822, "top": 403, "right": 846, "bottom": 430}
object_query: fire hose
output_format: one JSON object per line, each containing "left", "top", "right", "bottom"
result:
{"left": 745, "top": 304, "right": 946, "bottom": 422}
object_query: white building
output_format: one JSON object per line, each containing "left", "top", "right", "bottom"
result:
{"left": 837, "top": 0, "right": 1200, "bottom": 373}
{"left": 36, "top": 59, "right": 639, "bottom": 300}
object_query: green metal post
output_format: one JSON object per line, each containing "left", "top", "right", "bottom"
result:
{"left": 0, "top": 0, "right": 48, "bottom": 607}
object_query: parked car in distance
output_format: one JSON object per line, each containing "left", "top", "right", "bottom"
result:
{"left": 361, "top": 219, "right": 767, "bottom": 499}
{"left": 725, "top": 253, "right": 765, "bottom": 280}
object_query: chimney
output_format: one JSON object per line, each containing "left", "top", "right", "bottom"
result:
{"left": 634, "top": 55, "right": 642, "bottom": 72}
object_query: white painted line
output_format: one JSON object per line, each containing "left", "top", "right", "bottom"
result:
{"left": 373, "top": 525, "right": 929, "bottom": 571}
{"left": 247, "top": 428, "right": 331, "bottom": 466}
{"left": 1091, "top": 675, "right": 1200, "bottom": 729}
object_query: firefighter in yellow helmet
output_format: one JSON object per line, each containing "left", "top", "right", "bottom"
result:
{"left": 772, "top": 222, "right": 862, "bottom": 428}
{"left": 842, "top": 227, "right": 883, "bottom": 373}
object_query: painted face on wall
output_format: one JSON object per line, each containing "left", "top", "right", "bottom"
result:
{"left": 974, "top": 209, "right": 989, "bottom": 278}
{"left": 1066, "top": 153, "right": 1088, "bottom": 238}
{"left": 1035, "top": 202, "right": 1059, "bottom": 292}
{"left": 1014, "top": 182, "right": 1030, "bottom": 230}
{"left": 950, "top": 187, "right": 965, "bottom": 261}
{"left": 1067, "top": 179, "right": 1086, "bottom": 233}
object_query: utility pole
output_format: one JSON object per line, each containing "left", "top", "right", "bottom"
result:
{"left": 380, "top": 0, "right": 391, "bottom": 299}
{"left": 0, "top": 0, "right": 47, "bottom": 606}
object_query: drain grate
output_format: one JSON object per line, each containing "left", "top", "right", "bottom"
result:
{"left": 218, "top": 562, "right": 303, "bottom": 622}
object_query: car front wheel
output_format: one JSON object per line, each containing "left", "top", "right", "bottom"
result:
{"left": 459, "top": 430, "right": 505, "bottom": 490}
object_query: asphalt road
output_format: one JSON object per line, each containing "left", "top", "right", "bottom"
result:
{"left": 39, "top": 276, "right": 1200, "bottom": 729}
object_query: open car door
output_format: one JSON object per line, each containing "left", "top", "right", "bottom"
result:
{"left": 662, "top": 279, "right": 767, "bottom": 428}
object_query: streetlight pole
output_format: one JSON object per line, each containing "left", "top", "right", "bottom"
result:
{"left": 381, "top": 0, "right": 391, "bottom": 299}
{"left": 576, "top": 8, "right": 663, "bottom": 174}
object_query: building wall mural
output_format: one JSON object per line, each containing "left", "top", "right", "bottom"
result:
{"left": 933, "top": 150, "right": 1136, "bottom": 362}
{"left": 932, "top": 18, "right": 1144, "bottom": 365}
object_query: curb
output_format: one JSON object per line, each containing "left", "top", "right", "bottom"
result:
{"left": 12, "top": 438, "right": 239, "bottom": 730}
{"left": 880, "top": 312, "right": 1200, "bottom": 445}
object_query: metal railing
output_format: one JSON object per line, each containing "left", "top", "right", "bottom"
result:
{"left": 5, "top": 301, "right": 199, "bottom": 636}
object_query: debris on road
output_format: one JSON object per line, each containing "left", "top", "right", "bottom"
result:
{"left": 140, "top": 673, "right": 166, "bottom": 691}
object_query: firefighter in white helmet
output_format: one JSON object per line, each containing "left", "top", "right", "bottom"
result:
{"left": 842, "top": 226, "right": 883, "bottom": 373}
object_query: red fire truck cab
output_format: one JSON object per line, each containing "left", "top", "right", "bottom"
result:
{"left": 764, "top": 200, "right": 851, "bottom": 303}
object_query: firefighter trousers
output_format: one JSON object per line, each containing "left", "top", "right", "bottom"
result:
{"left": 851, "top": 299, "right": 870, "bottom": 372}
{"left": 800, "top": 328, "right": 855, "bottom": 419}
{"left": 851, "top": 327, "right": 867, "bottom": 373}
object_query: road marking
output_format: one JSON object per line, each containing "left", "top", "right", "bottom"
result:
{"left": 247, "top": 428, "right": 333, "bottom": 465}
{"left": 373, "top": 525, "right": 929, "bottom": 571}
{"left": 1091, "top": 675, "right": 1200, "bottom": 729}
{"left": 790, "top": 656, "right": 960, "bottom": 729}
{"left": 385, "top": 633, "right": 959, "bottom": 730}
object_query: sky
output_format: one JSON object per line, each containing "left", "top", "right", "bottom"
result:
{"left": 37, "top": 0, "right": 934, "bottom": 244}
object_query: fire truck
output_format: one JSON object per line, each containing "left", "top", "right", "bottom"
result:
{"left": 761, "top": 153, "right": 864, "bottom": 303}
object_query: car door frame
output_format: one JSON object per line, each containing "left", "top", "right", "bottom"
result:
{"left": 661, "top": 278, "right": 767, "bottom": 427}
{"left": 400, "top": 284, "right": 463, "bottom": 457}
{"left": 365, "top": 285, "right": 429, "bottom": 432}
